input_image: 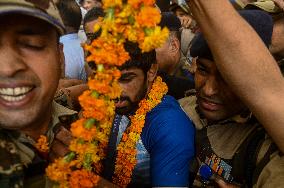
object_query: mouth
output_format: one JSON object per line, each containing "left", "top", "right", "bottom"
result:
{"left": 115, "top": 100, "right": 128, "bottom": 108}
{"left": 198, "top": 97, "right": 223, "bottom": 111}
{"left": 0, "top": 86, "right": 34, "bottom": 103}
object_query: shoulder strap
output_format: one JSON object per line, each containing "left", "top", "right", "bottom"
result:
{"left": 251, "top": 143, "right": 278, "bottom": 186}
{"left": 244, "top": 129, "right": 266, "bottom": 187}
{"left": 102, "top": 114, "right": 122, "bottom": 180}
{"left": 244, "top": 129, "right": 278, "bottom": 187}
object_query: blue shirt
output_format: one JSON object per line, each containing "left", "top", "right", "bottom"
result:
{"left": 116, "top": 95, "right": 195, "bottom": 186}
{"left": 60, "top": 33, "right": 87, "bottom": 81}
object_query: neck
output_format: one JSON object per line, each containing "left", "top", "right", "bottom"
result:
{"left": 20, "top": 105, "right": 53, "bottom": 141}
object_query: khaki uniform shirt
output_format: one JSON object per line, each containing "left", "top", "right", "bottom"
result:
{"left": 0, "top": 101, "right": 77, "bottom": 188}
{"left": 179, "top": 96, "right": 284, "bottom": 188}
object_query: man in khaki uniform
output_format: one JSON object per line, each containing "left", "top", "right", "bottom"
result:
{"left": 179, "top": 10, "right": 284, "bottom": 187}
{"left": 0, "top": 1, "right": 79, "bottom": 187}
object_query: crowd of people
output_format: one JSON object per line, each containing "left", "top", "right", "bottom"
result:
{"left": 0, "top": 0, "right": 283, "bottom": 187}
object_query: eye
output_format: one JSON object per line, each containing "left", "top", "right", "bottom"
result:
{"left": 197, "top": 64, "right": 208, "bottom": 75}
{"left": 18, "top": 37, "right": 47, "bottom": 51}
{"left": 119, "top": 77, "right": 132, "bottom": 83}
{"left": 119, "top": 74, "right": 135, "bottom": 83}
{"left": 21, "top": 43, "right": 45, "bottom": 51}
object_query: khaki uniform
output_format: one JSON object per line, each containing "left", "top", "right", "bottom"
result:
{"left": 179, "top": 96, "right": 284, "bottom": 187}
{"left": 0, "top": 102, "right": 77, "bottom": 188}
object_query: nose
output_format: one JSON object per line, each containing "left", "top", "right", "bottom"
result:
{"left": 202, "top": 75, "right": 219, "bottom": 97}
{"left": 0, "top": 43, "right": 27, "bottom": 77}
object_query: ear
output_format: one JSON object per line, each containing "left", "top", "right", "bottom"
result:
{"left": 59, "top": 43, "right": 65, "bottom": 78}
{"left": 147, "top": 63, "right": 158, "bottom": 83}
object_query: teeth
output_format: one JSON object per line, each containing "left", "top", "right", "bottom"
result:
{"left": 1, "top": 95, "right": 26, "bottom": 102}
{"left": 0, "top": 87, "right": 32, "bottom": 96}
{"left": 14, "top": 88, "right": 21, "bottom": 95}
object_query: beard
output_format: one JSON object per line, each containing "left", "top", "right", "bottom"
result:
{"left": 115, "top": 96, "right": 139, "bottom": 115}
{"left": 115, "top": 83, "right": 148, "bottom": 115}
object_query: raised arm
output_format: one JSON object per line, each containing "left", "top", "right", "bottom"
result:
{"left": 188, "top": 0, "right": 284, "bottom": 152}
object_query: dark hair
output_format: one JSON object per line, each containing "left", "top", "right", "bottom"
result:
{"left": 56, "top": 0, "right": 82, "bottom": 32}
{"left": 83, "top": 7, "right": 104, "bottom": 30}
{"left": 159, "top": 12, "right": 181, "bottom": 42}
{"left": 119, "top": 42, "right": 156, "bottom": 74}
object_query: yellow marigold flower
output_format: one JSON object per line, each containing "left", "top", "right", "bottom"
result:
{"left": 102, "top": 0, "right": 123, "bottom": 9}
{"left": 71, "top": 119, "right": 98, "bottom": 141}
{"left": 140, "top": 26, "right": 169, "bottom": 52}
{"left": 46, "top": 159, "right": 72, "bottom": 183}
{"left": 136, "top": 6, "right": 161, "bottom": 27}
{"left": 109, "top": 81, "right": 122, "bottom": 99}
{"left": 88, "top": 80, "right": 110, "bottom": 94}
{"left": 128, "top": 0, "right": 142, "bottom": 9}
{"left": 69, "top": 139, "right": 99, "bottom": 155}
{"left": 125, "top": 28, "right": 138, "bottom": 42}
{"left": 69, "top": 169, "right": 100, "bottom": 188}
{"left": 85, "top": 38, "right": 130, "bottom": 66}
{"left": 142, "top": 0, "right": 155, "bottom": 6}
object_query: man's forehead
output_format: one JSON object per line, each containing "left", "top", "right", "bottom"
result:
{"left": 120, "top": 67, "right": 142, "bottom": 74}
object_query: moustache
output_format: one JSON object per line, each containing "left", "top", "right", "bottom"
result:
{"left": 0, "top": 74, "right": 40, "bottom": 86}
{"left": 114, "top": 96, "right": 131, "bottom": 103}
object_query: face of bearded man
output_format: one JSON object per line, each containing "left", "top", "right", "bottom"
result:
{"left": 115, "top": 67, "right": 148, "bottom": 115}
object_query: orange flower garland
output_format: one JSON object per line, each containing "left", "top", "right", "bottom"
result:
{"left": 112, "top": 76, "right": 168, "bottom": 187}
{"left": 35, "top": 135, "right": 49, "bottom": 153}
{"left": 70, "top": 169, "right": 100, "bottom": 188}
{"left": 46, "top": 0, "right": 169, "bottom": 187}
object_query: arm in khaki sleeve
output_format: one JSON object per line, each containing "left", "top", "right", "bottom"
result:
{"left": 188, "top": 0, "right": 284, "bottom": 153}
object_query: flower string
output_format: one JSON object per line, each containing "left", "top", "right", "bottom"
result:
{"left": 35, "top": 135, "right": 49, "bottom": 153}
{"left": 46, "top": 0, "right": 169, "bottom": 187}
{"left": 113, "top": 76, "right": 168, "bottom": 187}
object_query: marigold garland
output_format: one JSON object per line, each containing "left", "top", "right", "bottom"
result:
{"left": 46, "top": 0, "right": 169, "bottom": 187}
{"left": 113, "top": 76, "right": 168, "bottom": 187}
{"left": 35, "top": 135, "right": 49, "bottom": 153}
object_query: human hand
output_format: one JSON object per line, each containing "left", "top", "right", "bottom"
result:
{"left": 49, "top": 126, "right": 72, "bottom": 161}
{"left": 179, "top": 16, "right": 193, "bottom": 28}
{"left": 58, "top": 78, "right": 84, "bottom": 89}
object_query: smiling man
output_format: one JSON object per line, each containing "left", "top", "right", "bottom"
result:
{"left": 180, "top": 10, "right": 284, "bottom": 188}
{"left": 102, "top": 42, "right": 195, "bottom": 187}
{"left": 0, "top": 1, "right": 79, "bottom": 187}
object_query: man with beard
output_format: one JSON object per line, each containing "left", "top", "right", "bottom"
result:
{"left": 179, "top": 10, "right": 284, "bottom": 188}
{"left": 102, "top": 42, "right": 195, "bottom": 187}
